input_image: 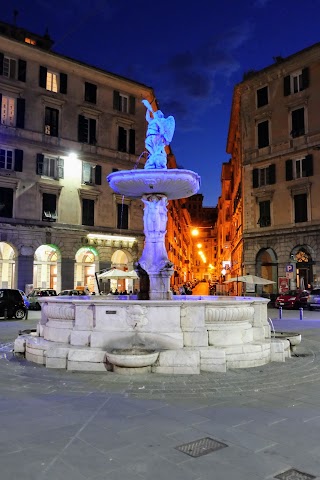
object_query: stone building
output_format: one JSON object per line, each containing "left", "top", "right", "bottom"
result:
{"left": 226, "top": 42, "right": 320, "bottom": 294}
{"left": 0, "top": 20, "right": 157, "bottom": 293}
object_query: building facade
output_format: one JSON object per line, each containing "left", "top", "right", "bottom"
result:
{"left": 0, "top": 21, "right": 156, "bottom": 293}
{"left": 225, "top": 42, "right": 320, "bottom": 294}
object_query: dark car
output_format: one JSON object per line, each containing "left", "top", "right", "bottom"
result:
{"left": 275, "top": 290, "right": 310, "bottom": 309}
{"left": 28, "top": 288, "right": 57, "bottom": 310}
{"left": 58, "top": 289, "right": 79, "bottom": 296}
{"left": 0, "top": 289, "right": 27, "bottom": 319}
{"left": 307, "top": 288, "right": 320, "bottom": 310}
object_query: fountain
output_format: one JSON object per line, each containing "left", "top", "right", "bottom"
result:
{"left": 14, "top": 100, "right": 295, "bottom": 373}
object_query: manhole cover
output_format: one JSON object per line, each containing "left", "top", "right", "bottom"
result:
{"left": 275, "top": 468, "right": 316, "bottom": 480}
{"left": 175, "top": 437, "right": 228, "bottom": 457}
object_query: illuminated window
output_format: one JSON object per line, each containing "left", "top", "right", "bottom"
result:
{"left": 1, "top": 96, "right": 15, "bottom": 126}
{"left": 46, "top": 71, "right": 58, "bottom": 92}
{"left": 25, "top": 37, "right": 36, "bottom": 45}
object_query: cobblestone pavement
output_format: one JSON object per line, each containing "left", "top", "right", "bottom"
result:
{"left": 0, "top": 310, "right": 320, "bottom": 479}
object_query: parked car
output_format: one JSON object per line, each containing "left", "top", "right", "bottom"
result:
{"left": 28, "top": 288, "right": 57, "bottom": 310}
{"left": 58, "top": 289, "right": 79, "bottom": 296}
{"left": 307, "top": 288, "right": 320, "bottom": 310}
{"left": 0, "top": 289, "right": 27, "bottom": 319}
{"left": 275, "top": 290, "right": 310, "bottom": 309}
{"left": 19, "top": 290, "right": 30, "bottom": 309}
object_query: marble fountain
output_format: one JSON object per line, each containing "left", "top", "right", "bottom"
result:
{"left": 14, "top": 100, "right": 295, "bottom": 374}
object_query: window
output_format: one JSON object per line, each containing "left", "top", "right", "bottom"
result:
{"left": 82, "top": 199, "right": 94, "bottom": 226}
{"left": 42, "top": 193, "right": 57, "bottom": 222}
{"left": 291, "top": 107, "right": 305, "bottom": 138}
{"left": 0, "top": 95, "right": 25, "bottom": 128}
{"left": 113, "top": 91, "right": 136, "bottom": 114}
{"left": 0, "top": 187, "right": 13, "bottom": 218}
{"left": 36, "top": 154, "right": 64, "bottom": 179}
{"left": 1, "top": 95, "right": 15, "bottom": 126}
{"left": 258, "top": 200, "right": 271, "bottom": 227}
{"left": 286, "top": 155, "right": 313, "bottom": 181}
{"left": 294, "top": 193, "right": 307, "bottom": 223}
{"left": 284, "top": 68, "right": 309, "bottom": 96}
{"left": 78, "top": 115, "right": 96, "bottom": 144}
{"left": 0, "top": 54, "right": 26, "bottom": 81}
{"left": 252, "top": 164, "right": 276, "bottom": 188}
{"left": 257, "top": 120, "right": 269, "bottom": 148}
{"left": 46, "top": 71, "right": 58, "bottom": 92}
{"left": 117, "top": 203, "right": 128, "bottom": 229}
{"left": 84, "top": 82, "right": 97, "bottom": 104}
{"left": 118, "top": 126, "right": 135, "bottom": 154}
{"left": 82, "top": 162, "right": 101, "bottom": 185}
{"left": 44, "top": 107, "right": 59, "bottom": 137}
{"left": 257, "top": 86, "right": 268, "bottom": 108}
{"left": 0, "top": 148, "right": 23, "bottom": 171}
{"left": 39, "top": 66, "right": 68, "bottom": 94}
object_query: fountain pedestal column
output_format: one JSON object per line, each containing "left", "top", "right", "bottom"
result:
{"left": 138, "top": 194, "right": 173, "bottom": 300}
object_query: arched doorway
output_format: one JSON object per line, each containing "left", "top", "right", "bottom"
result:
{"left": 0, "top": 242, "right": 16, "bottom": 288}
{"left": 34, "top": 245, "right": 60, "bottom": 291}
{"left": 256, "top": 248, "right": 278, "bottom": 294}
{"left": 292, "top": 247, "right": 313, "bottom": 290}
{"left": 75, "top": 247, "right": 98, "bottom": 293}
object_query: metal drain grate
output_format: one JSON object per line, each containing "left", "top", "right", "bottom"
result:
{"left": 175, "top": 437, "right": 228, "bottom": 458}
{"left": 275, "top": 468, "right": 316, "bottom": 480}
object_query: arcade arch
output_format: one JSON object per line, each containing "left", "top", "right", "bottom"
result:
{"left": 0, "top": 242, "right": 16, "bottom": 289}
{"left": 75, "top": 247, "right": 98, "bottom": 292}
{"left": 33, "top": 245, "right": 60, "bottom": 291}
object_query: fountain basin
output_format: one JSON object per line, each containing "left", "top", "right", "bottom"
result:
{"left": 107, "top": 169, "right": 201, "bottom": 200}
{"left": 106, "top": 348, "right": 159, "bottom": 368}
{"left": 274, "top": 331, "right": 302, "bottom": 352}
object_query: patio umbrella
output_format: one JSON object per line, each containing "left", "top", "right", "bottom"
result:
{"left": 97, "top": 268, "right": 138, "bottom": 280}
{"left": 224, "top": 275, "right": 275, "bottom": 285}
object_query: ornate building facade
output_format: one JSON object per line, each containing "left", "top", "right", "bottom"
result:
{"left": 224, "top": 42, "right": 320, "bottom": 294}
{"left": 0, "top": 21, "right": 155, "bottom": 293}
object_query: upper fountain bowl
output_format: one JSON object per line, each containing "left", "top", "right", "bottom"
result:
{"left": 107, "top": 169, "right": 201, "bottom": 200}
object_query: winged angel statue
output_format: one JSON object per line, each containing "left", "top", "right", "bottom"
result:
{"left": 142, "top": 99, "right": 175, "bottom": 169}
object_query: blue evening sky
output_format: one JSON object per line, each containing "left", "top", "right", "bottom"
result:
{"left": 2, "top": 0, "right": 320, "bottom": 205}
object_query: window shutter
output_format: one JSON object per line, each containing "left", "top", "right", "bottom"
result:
{"left": 283, "top": 75, "right": 291, "bottom": 96}
{"left": 39, "top": 66, "right": 47, "bottom": 88}
{"left": 0, "top": 93, "right": 2, "bottom": 109}
{"left": 129, "top": 96, "right": 136, "bottom": 114}
{"left": 16, "top": 98, "right": 25, "bottom": 128}
{"left": 0, "top": 52, "right": 3, "bottom": 75}
{"left": 268, "top": 164, "right": 276, "bottom": 184}
{"left": 18, "top": 59, "right": 27, "bottom": 82}
{"left": 113, "top": 90, "right": 120, "bottom": 110}
{"left": 129, "top": 129, "right": 135, "bottom": 154}
{"left": 285, "top": 159, "right": 293, "bottom": 181}
{"left": 304, "top": 154, "right": 313, "bottom": 177}
{"left": 57, "top": 158, "right": 64, "bottom": 179}
{"left": 252, "top": 169, "right": 259, "bottom": 188}
{"left": 14, "top": 149, "right": 23, "bottom": 172}
{"left": 78, "top": 115, "right": 86, "bottom": 143}
{"left": 85, "top": 82, "right": 97, "bottom": 103}
{"left": 95, "top": 165, "right": 102, "bottom": 185}
{"left": 82, "top": 163, "right": 91, "bottom": 183}
{"left": 118, "top": 126, "right": 126, "bottom": 152}
{"left": 301, "top": 67, "right": 309, "bottom": 90}
{"left": 59, "top": 72, "right": 68, "bottom": 94}
{"left": 89, "top": 118, "right": 96, "bottom": 144}
{"left": 36, "top": 154, "right": 44, "bottom": 175}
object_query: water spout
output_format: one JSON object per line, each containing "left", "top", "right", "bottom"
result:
{"left": 268, "top": 317, "right": 275, "bottom": 338}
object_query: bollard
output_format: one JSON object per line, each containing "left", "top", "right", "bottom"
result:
{"left": 279, "top": 306, "right": 282, "bottom": 319}
{"left": 299, "top": 307, "right": 303, "bottom": 320}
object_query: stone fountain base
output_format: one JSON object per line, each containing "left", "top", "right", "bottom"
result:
{"left": 14, "top": 296, "right": 295, "bottom": 374}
